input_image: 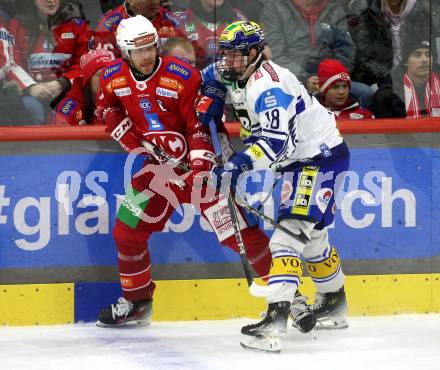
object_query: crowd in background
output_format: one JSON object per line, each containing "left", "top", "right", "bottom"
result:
{"left": 0, "top": 0, "right": 439, "bottom": 126}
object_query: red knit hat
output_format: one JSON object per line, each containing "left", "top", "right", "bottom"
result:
{"left": 80, "top": 49, "right": 114, "bottom": 85}
{"left": 318, "top": 59, "right": 351, "bottom": 94}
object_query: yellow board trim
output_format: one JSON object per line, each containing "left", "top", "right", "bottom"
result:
{"left": 1, "top": 274, "right": 440, "bottom": 325}
{"left": 0, "top": 283, "right": 74, "bottom": 325}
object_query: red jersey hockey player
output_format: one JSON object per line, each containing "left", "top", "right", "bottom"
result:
{"left": 95, "top": 0, "right": 185, "bottom": 59}
{"left": 95, "top": 15, "right": 272, "bottom": 326}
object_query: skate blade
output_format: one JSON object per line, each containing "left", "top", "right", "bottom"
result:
{"left": 315, "top": 316, "right": 348, "bottom": 330}
{"left": 96, "top": 320, "right": 151, "bottom": 328}
{"left": 240, "top": 335, "right": 283, "bottom": 353}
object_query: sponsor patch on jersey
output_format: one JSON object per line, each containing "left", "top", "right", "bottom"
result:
{"left": 315, "top": 188, "right": 333, "bottom": 213}
{"left": 105, "top": 81, "right": 113, "bottom": 93}
{"left": 299, "top": 174, "right": 315, "bottom": 189}
{"left": 104, "top": 62, "right": 122, "bottom": 80}
{"left": 112, "top": 76, "right": 127, "bottom": 89}
{"left": 143, "top": 131, "right": 187, "bottom": 160}
{"left": 140, "top": 98, "right": 152, "bottom": 111}
{"left": 166, "top": 63, "right": 192, "bottom": 80}
{"left": 319, "top": 143, "right": 332, "bottom": 157}
{"left": 104, "top": 13, "right": 122, "bottom": 31}
{"left": 114, "top": 87, "right": 131, "bottom": 96}
{"left": 156, "top": 87, "right": 178, "bottom": 98}
{"left": 73, "top": 19, "right": 84, "bottom": 26}
{"left": 60, "top": 98, "right": 77, "bottom": 116}
{"left": 144, "top": 112, "right": 164, "bottom": 131}
{"left": 61, "top": 32, "right": 75, "bottom": 39}
{"left": 159, "top": 76, "right": 184, "bottom": 93}
{"left": 262, "top": 63, "right": 279, "bottom": 82}
{"left": 248, "top": 144, "right": 264, "bottom": 160}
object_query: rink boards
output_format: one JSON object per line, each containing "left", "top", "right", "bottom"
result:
{"left": 1, "top": 132, "right": 440, "bottom": 324}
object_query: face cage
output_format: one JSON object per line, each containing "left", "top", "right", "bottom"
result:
{"left": 216, "top": 49, "right": 250, "bottom": 82}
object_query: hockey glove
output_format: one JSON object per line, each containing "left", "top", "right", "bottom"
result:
{"left": 210, "top": 152, "right": 253, "bottom": 194}
{"left": 188, "top": 150, "right": 216, "bottom": 189}
{"left": 195, "top": 80, "right": 227, "bottom": 127}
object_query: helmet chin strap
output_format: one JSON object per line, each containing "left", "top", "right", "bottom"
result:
{"left": 237, "top": 49, "right": 264, "bottom": 88}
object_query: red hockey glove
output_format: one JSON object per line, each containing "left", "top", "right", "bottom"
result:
{"left": 188, "top": 150, "right": 216, "bottom": 189}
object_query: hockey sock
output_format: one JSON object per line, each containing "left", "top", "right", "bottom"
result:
{"left": 266, "top": 248, "right": 303, "bottom": 303}
{"left": 113, "top": 220, "right": 156, "bottom": 301}
{"left": 304, "top": 245, "right": 344, "bottom": 293}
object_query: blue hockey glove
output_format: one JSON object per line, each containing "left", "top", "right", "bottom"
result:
{"left": 195, "top": 80, "right": 227, "bottom": 127}
{"left": 210, "top": 152, "right": 253, "bottom": 194}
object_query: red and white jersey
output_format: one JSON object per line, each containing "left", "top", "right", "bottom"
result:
{"left": 0, "top": 12, "right": 35, "bottom": 89}
{"left": 95, "top": 5, "right": 185, "bottom": 59}
{"left": 98, "top": 55, "right": 214, "bottom": 162}
{"left": 26, "top": 18, "right": 92, "bottom": 83}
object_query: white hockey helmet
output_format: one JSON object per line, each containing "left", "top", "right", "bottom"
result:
{"left": 116, "top": 15, "right": 159, "bottom": 59}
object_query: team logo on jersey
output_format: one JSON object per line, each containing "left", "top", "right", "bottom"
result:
{"left": 144, "top": 113, "right": 164, "bottom": 131}
{"left": 104, "top": 13, "right": 122, "bottom": 30}
{"left": 136, "top": 81, "right": 148, "bottom": 91}
{"left": 104, "top": 63, "right": 122, "bottom": 79}
{"left": 255, "top": 88, "right": 294, "bottom": 113}
{"left": 156, "top": 87, "right": 178, "bottom": 99}
{"left": 316, "top": 188, "right": 333, "bottom": 213}
{"left": 114, "top": 87, "right": 131, "bottom": 96}
{"left": 112, "top": 76, "right": 127, "bottom": 89}
{"left": 166, "top": 63, "right": 192, "bottom": 80}
{"left": 159, "top": 76, "right": 184, "bottom": 93}
{"left": 143, "top": 131, "right": 187, "bottom": 160}
{"left": 140, "top": 99, "right": 152, "bottom": 111}
{"left": 60, "top": 98, "right": 77, "bottom": 116}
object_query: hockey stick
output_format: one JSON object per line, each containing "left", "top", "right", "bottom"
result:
{"left": 208, "top": 119, "right": 254, "bottom": 287}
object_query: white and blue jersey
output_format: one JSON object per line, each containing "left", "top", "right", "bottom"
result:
{"left": 202, "top": 60, "right": 350, "bottom": 226}
{"left": 202, "top": 60, "right": 346, "bottom": 172}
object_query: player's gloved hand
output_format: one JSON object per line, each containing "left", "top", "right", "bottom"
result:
{"left": 188, "top": 155, "right": 215, "bottom": 189}
{"left": 210, "top": 152, "right": 253, "bottom": 194}
{"left": 195, "top": 80, "right": 227, "bottom": 126}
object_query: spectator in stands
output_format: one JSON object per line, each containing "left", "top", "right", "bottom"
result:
{"left": 19, "top": 0, "right": 92, "bottom": 120}
{"left": 49, "top": 49, "right": 114, "bottom": 125}
{"left": 177, "top": 0, "right": 247, "bottom": 69}
{"left": 317, "top": 59, "right": 374, "bottom": 119}
{"left": 0, "top": 0, "right": 53, "bottom": 124}
{"left": 355, "top": 0, "right": 435, "bottom": 89}
{"left": 95, "top": 0, "right": 185, "bottom": 58}
{"left": 393, "top": 39, "right": 440, "bottom": 118}
{"left": 260, "top": 0, "right": 372, "bottom": 103}
{"left": 162, "top": 37, "right": 196, "bottom": 66}
{"left": 230, "top": 0, "right": 265, "bottom": 22}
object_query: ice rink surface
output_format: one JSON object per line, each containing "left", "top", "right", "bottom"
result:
{"left": 1, "top": 314, "right": 439, "bottom": 370}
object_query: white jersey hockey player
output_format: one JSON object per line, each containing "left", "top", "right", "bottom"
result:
{"left": 196, "top": 21, "right": 350, "bottom": 353}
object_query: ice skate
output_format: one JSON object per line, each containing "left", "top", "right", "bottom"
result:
{"left": 240, "top": 301, "right": 290, "bottom": 353}
{"left": 290, "top": 291, "right": 317, "bottom": 333}
{"left": 312, "top": 286, "right": 348, "bottom": 330}
{"left": 96, "top": 297, "right": 152, "bottom": 327}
